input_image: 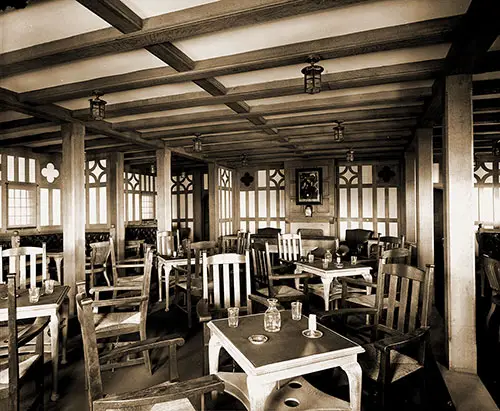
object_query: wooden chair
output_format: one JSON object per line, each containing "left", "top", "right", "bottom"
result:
{"left": 320, "top": 261, "right": 435, "bottom": 409}
{"left": 481, "top": 255, "right": 500, "bottom": 338}
{"left": 76, "top": 290, "right": 224, "bottom": 411}
{"left": 173, "top": 240, "right": 218, "bottom": 328}
{"left": 219, "top": 234, "right": 239, "bottom": 253}
{"left": 109, "top": 236, "right": 153, "bottom": 288}
{"left": 196, "top": 252, "right": 252, "bottom": 375}
{"left": 0, "top": 244, "right": 48, "bottom": 289}
{"left": 85, "top": 249, "right": 156, "bottom": 372}
{"left": 236, "top": 231, "right": 251, "bottom": 254}
{"left": 87, "top": 241, "right": 112, "bottom": 289}
{"left": 0, "top": 275, "right": 49, "bottom": 411}
{"left": 341, "top": 228, "right": 375, "bottom": 257}
{"left": 250, "top": 242, "right": 310, "bottom": 307}
{"left": 124, "top": 239, "right": 145, "bottom": 259}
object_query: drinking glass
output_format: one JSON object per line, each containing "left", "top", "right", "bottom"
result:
{"left": 29, "top": 287, "right": 40, "bottom": 303}
{"left": 227, "top": 307, "right": 239, "bottom": 328}
{"left": 351, "top": 255, "right": 358, "bottom": 265}
{"left": 322, "top": 258, "right": 329, "bottom": 269}
{"left": 45, "top": 279, "right": 55, "bottom": 295}
{"left": 291, "top": 301, "right": 302, "bottom": 320}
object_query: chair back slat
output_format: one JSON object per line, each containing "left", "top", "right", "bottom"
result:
{"left": 386, "top": 275, "right": 399, "bottom": 329}
{"left": 236, "top": 231, "right": 251, "bottom": 254}
{"left": 203, "top": 252, "right": 251, "bottom": 313}
{"left": 408, "top": 280, "right": 421, "bottom": 332}
{"left": 1, "top": 244, "right": 47, "bottom": 289}
{"left": 397, "top": 277, "right": 410, "bottom": 332}
{"left": 278, "top": 233, "right": 302, "bottom": 262}
{"left": 7, "top": 275, "right": 19, "bottom": 410}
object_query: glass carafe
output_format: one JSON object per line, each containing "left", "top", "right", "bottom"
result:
{"left": 324, "top": 249, "right": 333, "bottom": 263}
{"left": 264, "top": 298, "right": 281, "bottom": 332}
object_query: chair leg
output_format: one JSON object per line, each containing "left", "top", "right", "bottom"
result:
{"left": 140, "top": 325, "right": 152, "bottom": 374}
{"left": 486, "top": 301, "right": 497, "bottom": 329}
{"left": 169, "top": 345, "right": 179, "bottom": 381}
{"left": 36, "top": 333, "right": 45, "bottom": 410}
{"left": 187, "top": 291, "right": 192, "bottom": 329}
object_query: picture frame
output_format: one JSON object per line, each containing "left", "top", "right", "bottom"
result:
{"left": 296, "top": 168, "right": 322, "bottom": 205}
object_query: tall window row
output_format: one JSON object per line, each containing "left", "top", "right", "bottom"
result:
{"left": 171, "top": 173, "right": 193, "bottom": 232}
{"left": 124, "top": 172, "right": 156, "bottom": 224}
{"left": 474, "top": 158, "right": 500, "bottom": 228}
{"left": 239, "top": 168, "right": 286, "bottom": 233}
{"left": 0, "top": 153, "right": 61, "bottom": 230}
{"left": 337, "top": 163, "right": 401, "bottom": 239}
{"left": 86, "top": 159, "right": 107, "bottom": 226}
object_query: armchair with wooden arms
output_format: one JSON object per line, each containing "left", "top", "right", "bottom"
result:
{"left": 196, "top": 252, "right": 252, "bottom": 375}
{"left": 86, "top": 241, "right": 112, "bottom": 289}
{"left": 109, "top": 236, "right": 153, "bottom": 288}
{"left": 0, "top": 275, "right": 50, "bottom": 411}
{"left": 76, "top": 290, "right": 224, "bottom": 411}
{"left": 173, "top": 240, "right": 218, "bottom": 329}
{"left": 250, "top": 242, "right": 310, "bottom": 309}
{"left": 318, "top": 261, "right": 435, "bottom": 409}
{"left": 341, "top": 228, "right": 375, "bottom": 258}
{"left": 84, "top": 249, "right": 158, "bottom": 373}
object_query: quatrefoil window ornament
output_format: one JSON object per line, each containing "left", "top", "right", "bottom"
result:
{"left": 41, "top": 163, "right": 60, "bottom": 183}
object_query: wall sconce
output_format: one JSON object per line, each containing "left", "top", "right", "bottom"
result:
{"left": 301, "top": 54, "right": 324, "bottom": 94}
{"left": 89, "top": 90, "right": 107, "bottom": 121}
{"left": 332, "top": 120, "right": 344, "bottom": 142}
{"left": 193, "top": 133, "right": 203, "bottom": 153}
{"left": 304, "top": 205, "right": 313, "bottom": 217}
{"left": 346, "top": 149, "right": 355, "bottom": 162}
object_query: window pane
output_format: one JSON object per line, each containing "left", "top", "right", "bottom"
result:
{"left": 99, "top": 186, "right": 107, "bottom": 224}
{"left": 362, "top": 166, "right": 372, "bottom": 184}
{"left": 18, "top": 157, "right": 25, "bottom": 182}
{"left": 269, "top": 191, "right": 276, "bottom": 218}
{"left": 388, "top": 188, "right": 398, "bottom": 218}
{"left": 40, "top": 188, "right": 49, "bottom": 226}
{"left": 258, "top": 191, "right": 267, "bottom": 218}
{"left": 240, "top": 192, "right": 247, "bottom": 218}
{"left": 362, "top": 188, "right": 373, "bottom": 218}
{"left": 187, "top": 193, "right": 193, "bottom": 218}
{"left": 350, "top": 188, "right": 358, "bottom": 218}
{"left": 7, "top": 156, "right": 15, "bottom": 181}
{"left": 8, "top": 187, "right": 35, "bottom": 227}
{"left": 29, "top": 158, "right": 36, "bottom": 183}
{"left": 52, "top": 189, "right": 61, "bottom": 225}
{"left": 89, "top": 187, "right": 97, "bottom": 224}
{"left": 377, "top": 188, "right": 385, "bottom": 218}
{"left": 134, "top": 193, "right": 140, "bottom": 221}
{"left": 128, "top": 193, "right": 134, "bottom": 221}
{"left": 258, "top": 170, "right": 267, "bottom": 188}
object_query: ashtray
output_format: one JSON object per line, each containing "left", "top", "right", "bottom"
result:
{"left": 248, "top": 334, "right": 268, "bottom": 345}
{"left": 302, "top": 329, "right": 323, "bottom": 339}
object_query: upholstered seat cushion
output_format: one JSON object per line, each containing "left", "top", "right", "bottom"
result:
{"left": 360, "top": 343, "right": 422, "bottom": 383}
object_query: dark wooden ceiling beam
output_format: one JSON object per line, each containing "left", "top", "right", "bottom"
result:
{"left": 0, "top": 117, "right": 54, "bottom": 134}
{"left": 72, "top": 60, "right": 442, "bottom": 119}
{"left": 0, "top": 88, "right": 163, "bottom": 149}
{"left": 18, "top": 17, "right": 456, "bottom": 104}
{"left": 76, "top": 0, "right": 143, "bottom": 32}
{"left": 1, "top": 0, "right": 368, "bottom": 77}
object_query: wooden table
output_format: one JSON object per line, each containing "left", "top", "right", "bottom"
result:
{"left": 0, "top": 285, "right": 70, "bottom": 401}
{"left": 156, "top": 254, "right": 195, "bottom": 311}
{"left": 295, "top": 260, "right": 372, "bottom": 311}
{"left": 208, "top": 312, "right": 364, "bottom": 411}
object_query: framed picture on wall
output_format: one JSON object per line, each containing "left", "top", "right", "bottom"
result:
{"left": 296, "top": 168, "right": 322, "bottom": 205}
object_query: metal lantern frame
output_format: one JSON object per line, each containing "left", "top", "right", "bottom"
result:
{"left": 346, "top": 149, "right": 355, "bottom": 162}
{"left": 193, "top": 134, "right": 203, "bottom": 153}
{"left": 89, "top": 91, "right": 107, "bottom": 121}
{"left": 301, "top": 55, "right": 324, "bottom": 95}
{"left": 332, "top": 121, "right": 345, "bottom": 142}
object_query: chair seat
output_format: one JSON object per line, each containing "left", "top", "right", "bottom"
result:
{"left": 94, "top": 312, "right": 141, "bottom": 336}
{"left": 360, "top": 343, "right": 422, "bottom": 383}
{"left": 0, "top": 353, "right": 40, "bottom": 384}
{"left": 257, "top": 285, "right": 304, "bottom": 299}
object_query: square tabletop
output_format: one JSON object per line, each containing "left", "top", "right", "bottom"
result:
{"left": 209, "top": 311, "right": 363, "bottom": 371}
{"left": 0, "top": 285, "right": 70, "bottom": 312}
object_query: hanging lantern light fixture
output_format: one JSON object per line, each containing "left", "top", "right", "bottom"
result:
{"left": 493, "top": 139, "right": 500, "bottom": 157}
{"left": 241, "top": 153, "right": 248, "bottom": 167}
{"left": 332, "top": 121, "right": 345, "bottom": 142}
{"left": 346, "top": 149, "right": 355, "bottom": 162}
{"left": 301, "top": 54, "right": 324, "bottom": 94}
{"left": 193, "top": 133, "right": 203, "bottom": 153}
{"left": 89, "top": 90, "right": 107, "bottom": 121}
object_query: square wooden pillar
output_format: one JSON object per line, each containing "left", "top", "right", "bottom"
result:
{"left": 108, "top": 152, "right": 125, "bottom": 260}
{"left": 156, "top": 147, "right": 172, "bottom": 232}
{"left": 405, "top": 147, "right": 417, "bottom": 243}
{"left": 443, "top": 74, "right": 477, "bottom": 373}
{"left": 61, "top": 123, "right": 86, "bottom": 314}
{"left": 208, "top": 163, "right": 218, "bottom": 242}
{"left": 416, "top": 128, "right": 434, "bottom": 269}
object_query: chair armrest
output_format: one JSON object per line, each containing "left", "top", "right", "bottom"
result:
{"left": 91, "top": 296, "right": 147, "bottom": 308}
{"left": 17, "top": 316, "right": 50, "bottom": 346}
{"left": 338, "top": 277, "right": 377, "bottom": 288}
{"left": 196, "top": 298, "right": 212, "bottom": 323}
{"left": 171, "top": 265, "right": 189, "bottom": 275}
{"left": 99, "top": 335, "right": 184, "bottom": 363}
{"left": 317, "top": 307, "right": 377, "bottom": 322}
{"left": 89, "top": 285, "right": 142, "bottom": 293}
{"left": 93, "top": 375, "right": 224, "bottom": 411}
{"left": 269, "top": 272, "right": 311, "bottom": 280}
{"left": 374, "top": 327, "right": 430, "bottom": 353}
{"left": 114, "top": 263, "right": 145, "bottom": 269}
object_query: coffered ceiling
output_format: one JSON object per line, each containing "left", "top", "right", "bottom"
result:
{"left": 1, "top": 0, "right": 499, "bottom": 168}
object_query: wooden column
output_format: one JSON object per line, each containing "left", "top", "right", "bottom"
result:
{"left": 192, "top": 169, "right": 203, "bottom": 241}
{"left": 156, "top": 147, "right": 172, "bottom": 232}
{"left": 443, "top": 74, "right": 477, "bottom": 373}
{"left": 61, "top": 123, "right": 85, "bottom": 314}
{"left": 233, "top": 169, "right": 241, "bottom": 233}
{"left": 108, "top": 152, "right": 125, "bottom": 260}
{"left": 416, "top": 128, "right": 434, "bottom": 269}
{"left": 405, "top": 147, "right": 417, "bottom": 243}
{"left": 208, "top": 163, "right": 218, "bottom": 242}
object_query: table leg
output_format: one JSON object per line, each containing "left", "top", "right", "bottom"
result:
{"left": 164, "top": 264, "right": 173, "bottom": 312}
{"left": 55, "top": 257, "right": 63, "bottom": 284}
{"left": 341, "top": 361, "right": 362, "bottom": 411}
{"left": 61, "top": 297, "right": 69, "bottom": 365}
{"left": 157, "top": 260, "right": 164, "bottom": 302}
{"left": 49, "top": 313, "right": 60, "bottom": 401}
{"left": 320, "top": 277, "right": 333, "bottom": 311}
{"left": 247, "top": 376, "right": 275, "bottom": 411}
{"left": 208, "top": 335, "right": 222, "bottom": 375}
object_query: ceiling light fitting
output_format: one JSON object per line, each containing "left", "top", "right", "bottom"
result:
{"left": 241, "top": 153, "right": 248, "bottom": 167}
{"left": 301, "top": 54, "right": 323, "bottom": 95}
{"left": 493, "top": 140, "right": 500, "bottom": 157}
{"left": 193, "top": 134, "right": 203, "bottom": 153}
{"left": 332, "top": 121, "right": 345, "bottom": 142}
{"left": 89, "top": 90, "right": 107, "bottom": 121}
{"left": 150, "top": 164, "right": 156, "bottom": 175}
{"left": 346, "top": 149, "right": 355, "bottom": 162}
